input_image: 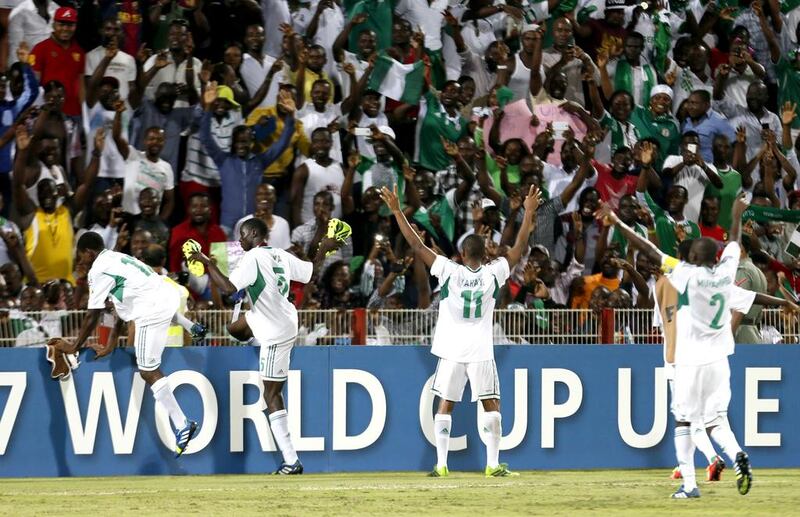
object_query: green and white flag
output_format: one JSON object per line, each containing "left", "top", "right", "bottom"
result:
{"left": 210, "top": 241, "right": 245, "bottom": 276}
{"left": 785, "top": 223, "right": 800, "bottom": 258}
{"left": 368, "top": 54, "right": 425, "bottom": 105}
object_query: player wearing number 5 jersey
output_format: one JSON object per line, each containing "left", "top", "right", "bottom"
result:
{"left": 597, "top": 196, "right": 799, "bottom": 499}
{"left": 190, "top": 217, "right": 341, "bottom": 475}
{"left": 63, "top": 232, "right": 205, "bottom": 458}
{"left": 380, "top": 183, "right": 542, "bottom": 478}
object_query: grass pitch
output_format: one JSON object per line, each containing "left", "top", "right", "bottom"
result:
{"left": 1, "top": 469, "right": 799, "bottom": 516}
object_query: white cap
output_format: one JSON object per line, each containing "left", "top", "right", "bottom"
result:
{"left": 650, "top": 84, "right": 673, "bottom": 99}
{"left": 481, "top": 198, "right": 498, "bottom": 210}
{"left": 377, "top": 125, "right": 396, "bottom": 139}
{"left": 521, "top": 23, "right": 539, "bottom": 34}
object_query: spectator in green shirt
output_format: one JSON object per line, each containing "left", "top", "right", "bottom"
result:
{"left": 413, "top": 81, "right": 468, "bottom": 173}
{"left": 635, "top": 146, "right": 700, "bottom": 256}
{"left": 629, "top": 84, "right": 680, "bottom": 168}
{"left": 705, "top": 134, "right": 743, "bottom": 231}
{"left": 776, "top": 50, "right": 800, "bottom": 131}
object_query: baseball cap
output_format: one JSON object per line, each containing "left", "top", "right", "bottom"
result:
{"left": 531, "top": 244, "right": 550, "bottom": 258}
{"left": 54, "top": 7, "right": 78, "bottom": 23}
{"left": 377, "top": 125, "right": 396, "bottom": 139}
{"left": 216, "top": 85, "right": 241, "bottom": 109}
{"left": 481, "top": 198, "right": 498, "bottom": 210}
{"left": 605, "top": 0, "right": 626, "bottom": 10}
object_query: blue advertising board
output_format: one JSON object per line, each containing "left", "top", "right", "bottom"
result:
{"left": 0, "top": 345, "right": 795, "bottom": 477}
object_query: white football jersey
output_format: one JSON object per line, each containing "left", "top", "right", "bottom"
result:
{"left": 230, "top": 246, "right": 313, "bottom": 344}
{"left": 430, "top": 256, "right": 510, "bottom": 363}
{"left": 665, "top": 242, "right": 746, "bottom": 366}
{"left": 88, "top": 250, "right": 179, "bottom": 324}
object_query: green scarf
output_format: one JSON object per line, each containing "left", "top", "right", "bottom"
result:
{"left": 781, "top": 0, "right": 800, "bottom": 13}
{"left": 742, "top": 205, "right": 800, "bottom": 224}
{"left": 614, "top": 59, "right": 657, "bottom": 103}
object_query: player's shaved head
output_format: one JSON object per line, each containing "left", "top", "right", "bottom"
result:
{"left": 239, "top": 217, "right": 268, "bottom": 251}
{"left": 461, "top": 234, "right": 485, "bottom": 261}
{"left": 77, "top": 231, "right": 105, "bottom": 252}
{"left": 689, "top": 237, "right": 718, "bottom": 266}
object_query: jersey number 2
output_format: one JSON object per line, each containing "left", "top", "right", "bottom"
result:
{"left": 462, "top": 290, "right": 483, "bottom": 319}
{"left": 709, "top": 293, "right": 726, "bottom": 329}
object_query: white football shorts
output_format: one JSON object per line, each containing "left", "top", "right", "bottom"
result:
{"left": 671, "top": 358, "right": 731, "bottom": 425}
{"left": 256, "top": 336, "right": 294, "bottom": 382}
{"left": 430, "top": 358, "right": 500, "bottom": 403}
{"left": 133, "top": 317, "right": 172, "bottom": 371}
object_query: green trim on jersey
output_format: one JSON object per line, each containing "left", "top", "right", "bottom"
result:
{"left": 493, "top": 277, "right": 500, "bottom": 301}
{"left": 677, "top": 287, "right": 689, "bottom": 310}
{"left": 247, "top": 265, "right": 267, "bottom": 304}
{"left": 440, "top": 278, "right": 450, "bottom": 299}
{"left": 104, "top": 273, "right": 126, "bottom": 302}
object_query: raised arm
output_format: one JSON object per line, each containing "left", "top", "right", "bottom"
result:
{"left": 729, "top": 193, "right": 750, "bottom": 245}
{"left": 333, "top": 13, "right": 368, "bottom": 62}
{"left": 86, "top": 42, "right": 118, "bottom": 107}
{"left": 380, "top": 184, "right": 437, "bottom": 267}
{"left": 111, "top": 101, "right": 130, "bottom": 160}
{"left": 255, "top": 92, "right": 297, "bottom": 168}
{"left": 11, "top": 125, "right": 35, "bottom": 220}
{"left": 596, "top": 202, "right": 664, "bottom": 265}
{"left": 506, "top": 186, "right": 541, "bottom": 269}
{"left": 72, "top": 128, "right": 105, "bottom": 210}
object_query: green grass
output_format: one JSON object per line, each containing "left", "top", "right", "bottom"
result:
{"left": 1, "top": 469, "right": 799, "bottom": 516}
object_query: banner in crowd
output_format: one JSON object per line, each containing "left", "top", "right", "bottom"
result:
{"left": 0, "top": 346, "right": 796, "bottom": 477}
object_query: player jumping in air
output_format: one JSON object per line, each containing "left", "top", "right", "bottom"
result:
{"left": 380, "top": 183, "right": 541, "bottom": 477}
{"left": 597, "top": 196, "right": 799, "bottom": 498}
{"left": 189, "top": 217, "right": 342, "bottom": 474}
{"left": 62, "top": 232, "right": 208, "bottom": 457}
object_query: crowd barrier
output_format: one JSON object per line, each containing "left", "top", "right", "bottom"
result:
{"left": 2, "top": 308, "right": 798, "bottom": 347}
{"left": 0, "top": 345, "right": 796, "bottom": 477}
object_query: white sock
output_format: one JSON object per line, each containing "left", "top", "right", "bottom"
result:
{"left": 269, "top": 409, "right": 299, "bottom": 465}
{"left": 709, "top": 417, "right": 742, "bottom": 464}
{"left": 691, "top": 424, "right": 717, "bottom": 465}
{"left": 172, "top": 312, "right": 195, "bottom": 332}
{"left": 152, "top": 377, "right": 188, "bottom": 429}
{"left": 480, "top": 411, "right": 502, "bottom": 469}
{"left": 675, "top": 426, "right": 697, "bottom": 491}
{"left": 434, "top": 414, "right": 451, "bottom": 469}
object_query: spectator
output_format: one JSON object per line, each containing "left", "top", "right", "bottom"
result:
{"left": 13, "top": 126, "right": 102, "bottom": 284}
{"left": 672, "top": 43, "right": 713, "bottom": 115}
{"left": 233, "top": 184, "right": 291, "bottom": 249}
{"left": 600, "top": 32, "right": 657, "bottom": 107}
{"left": 712, "top": 38, "right": 766, "bottom": 107}
{"left": 291, "top": 190, "right": 353, "bottom": 273}
{"left": 681, "top": 90, "right": 736, "bottom": 162}
{"left": 662, "top": 131, "right": 723, "bottom": 223}
{"left": 735, "top": 237, "right": 769, "bottom": 343}
{"left": 629, "top": 85, "right": 680, "bottom": 164}
{"left": 181, "top": 84, "right": 244, "bottom": 219}
{"left": 200, "top": 84, "right": 297, "bottom": 233}
{"left": 240, "top": 24, "right": 290, "bottom": 111}
{"left": 85, "top": 17, "right": 137, "bottom": 105}
{"left": 0, "top": 198, "right": 38, "bottom": 285}
{"left": 698, "top": 194, "right": 726, "bottom": 245}
{"left": 0, "top": 44, "right": 38, "bottom": 209}
{"left": 568, "top": 0, "right": 628, "bottom": 60}
{"left": 7, "top": 0, "right": 55, "bottom": 66}
{"left": 168, "top": 191, "right": 227, "bottom": 273}
{"left": 134, "top": 187, "right": 170, "bottom": 249}
{"left": 29, "top": 7, "right": 84, "bottom": 119}
{"left": 413, "top": 80, "right": 468, "bottom": 175}
{"left": 113, "top": 101, "right": 175, "bottom": 220}
{"left": 715, "top": 80, "right": 782, "bottom": 161}
{"left": 570, "top": 249, "right": 621, "bottom": 310}
{"left": 142, "top": 19, "right": 201, "bottom": 107}
{"left": 542, "top": 16, "right": 597, "bottom": 106}
{"left": 291, "top": 127, "right": 348, "bottom": 228}
{"left": 706, "top": 133, "right": 744, "bottom": 231}
{"left": 332, "top": 14, "right": 377, "bottom": 99}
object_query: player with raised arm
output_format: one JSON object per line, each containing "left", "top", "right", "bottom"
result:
{"left": 596, "top": 197, "right": 799, "bottom": 498}
{"left": 189, "top": 218, "right": 342, "bottom": 475}
{"left": 380, "top": 184, "right": 541, "bottom": 478}
{"left": 62, "top": 231, "right": 207, "bottom": 457}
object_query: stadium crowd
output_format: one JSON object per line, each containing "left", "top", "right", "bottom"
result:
{"left": 0, "top": 0, "right": 799, "bottom": 344}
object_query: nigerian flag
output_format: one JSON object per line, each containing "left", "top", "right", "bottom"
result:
{"left": 368, "top": 55, "right": 425, "bottom": 105}
{"left": 412, "top": 197, "right": 456, "bottom": 243}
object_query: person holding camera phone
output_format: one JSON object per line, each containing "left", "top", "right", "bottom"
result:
{"left": 662, "top": 132, "right": 724, "bottom": 224}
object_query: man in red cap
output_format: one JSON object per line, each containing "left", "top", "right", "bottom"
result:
{"left": 29, "top": 7, "right": 85, "bottom": 118}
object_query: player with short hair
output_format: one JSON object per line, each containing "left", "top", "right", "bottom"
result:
{"left": 190, "top": 217, "right": 342, "bottom": 474}
{"left": 63, "top": 231, "right": 208, "bottom": 457}
{"left": 380, "top": 184, "right": 541, "bottom": 478}
{"left": 597, "top": 197, "right": 799, "bottom": 498}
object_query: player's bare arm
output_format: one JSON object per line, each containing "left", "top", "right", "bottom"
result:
{"left": 191, "top": 252, "right": 238, "bottom": 296}
{"left": 63, "top": 308, "right": 104, "bottom": 354}
{"left": 380, "top": 185, "right": 437, "bottom": 268}
{"left": 596, "top": 202, "right": 664, "bottom": 266}
{"left": 506, "top": 185, "right": 541, "bottom": 269}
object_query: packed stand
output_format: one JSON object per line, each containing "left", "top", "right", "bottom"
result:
{"left": 0, "top": 0, "right": 799, "bottom": 345}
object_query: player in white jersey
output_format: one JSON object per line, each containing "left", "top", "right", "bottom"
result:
{"left": 190, "top": 217, "right": 341, "bottom": 474}
{"left": 598, "top": 198, "right": 799, "bottom": 499}
{"left": 380, "top": 183, "right": 542, "bottom": 478}
{"left": 63, "top": 232, "right": 206, "bottom": 457}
